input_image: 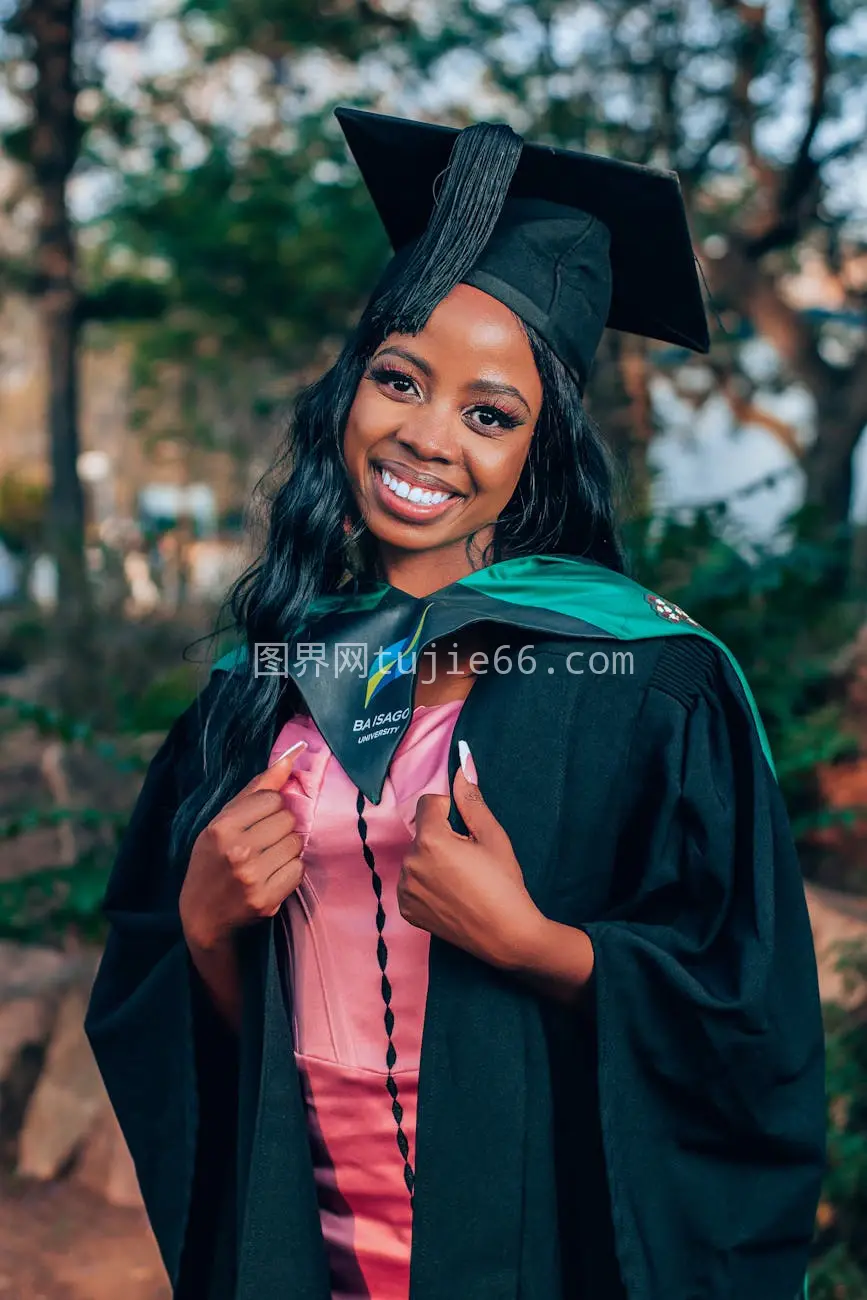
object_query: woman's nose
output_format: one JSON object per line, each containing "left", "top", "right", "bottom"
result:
{"left": 395, "top": 409, "right": 458, "bottom": 464}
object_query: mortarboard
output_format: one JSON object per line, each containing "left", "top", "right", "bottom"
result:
{"left": 334, "top": 105, "right": 710, "bottom": 391}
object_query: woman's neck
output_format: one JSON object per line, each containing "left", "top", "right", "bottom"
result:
{"left": 377, "top": 535, "right": 493, "bottom": 599}
{"left": 412, "top": 623, "right": 499, "bottom": 708}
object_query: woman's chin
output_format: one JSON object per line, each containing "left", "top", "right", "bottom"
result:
{"left": 363, "top": 488, "right": 468, "bottom": 549}
{"left": 367, "top": 511, "right": 456, "bottom": 551}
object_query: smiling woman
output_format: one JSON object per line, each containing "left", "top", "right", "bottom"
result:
{"left": 343, "top": 285, "right": 543, "bottom": 590}
{"left": 85, "top": 104, "right": 824, "bottom": 1300}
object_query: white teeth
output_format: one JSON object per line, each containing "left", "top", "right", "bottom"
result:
{"left": 379, "top": 467, "right": 452, "bottom": 506}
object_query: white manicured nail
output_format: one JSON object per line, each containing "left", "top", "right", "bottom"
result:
{"left": 273, "top": 740, "right": 307, "bottom": 764}
{"left": 458, "top": 739, "right": 478, "bottom": 785}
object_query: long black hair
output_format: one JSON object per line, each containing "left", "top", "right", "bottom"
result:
{"left": 167, "top": 194, "right": 630, "bottom": 1205}
{"left": 169, "top": 119, "right": 627, "bottom": 876}
{"left": 168, "top": 306, "right": 626, "bottom": 873}
{"left": 168, "top": 121, "right": 635, "bottom": 1216}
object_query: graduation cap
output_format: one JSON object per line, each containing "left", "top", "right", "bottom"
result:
{"left": 335, "top": 105, "right": 710, "bottom": 392}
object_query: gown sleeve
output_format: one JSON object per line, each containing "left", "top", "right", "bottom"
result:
{"left": 84, "top": 678, "right": 240, "bottom": 1300}
{"left": 580, "top": 641, "right": 826, "bottom": 1300}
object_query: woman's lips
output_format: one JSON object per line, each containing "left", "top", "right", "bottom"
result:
{"left": 370, "top": 463, "right": 462, "bottom": 524}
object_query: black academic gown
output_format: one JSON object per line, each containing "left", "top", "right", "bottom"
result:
{"left": 84, "top": 630, "right": 826, "bottom": 1300}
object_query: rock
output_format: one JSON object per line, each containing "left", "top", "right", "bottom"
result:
{"left": 0, "top": 943, "right": 65, "bottom": 1145}
{"left": 0, "top": 942, "right": 68, "bottom": 1000}
{"left": 804, "top": 881, "right": 867, "bottom": 1010}
{"left": 16, "top": 986, "right": 104, "bottom": 1180}
{"left": 0, "top": 999, "right": 50, "bottom": 1081}
{"left": 0, "top": 940, "right": 96, "bottom": 1011}
{"left": 74, "top": 1099, "right": 143, "bottom": 1209}
{"left": 813, "top": 759, "right": 867, "bottom": 876}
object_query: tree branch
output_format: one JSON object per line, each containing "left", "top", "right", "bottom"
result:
{"left": 744, "top": 0, "right": 834, "bottom": 256}
{"left": 728, "top": 2, "right": 778, "bottom": 200}
{"left": 712, "top": 241, "right": 833, "bottom": 394}
{"left": 846, "top": 352, "right": 867, "bottom": 437}
{"left": 679, "top": 115, "right": 734, "bottom": 196}
{"left": 77, "top": 280, "right": 171, "bottom": 324}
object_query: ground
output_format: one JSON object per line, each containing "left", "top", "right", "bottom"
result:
{"left": 0, "top": 1173, "right": 169, "bottom": 1300}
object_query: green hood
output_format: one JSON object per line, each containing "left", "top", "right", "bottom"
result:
{"left": 212, "top": 554, "right": 773, "bottom": 801}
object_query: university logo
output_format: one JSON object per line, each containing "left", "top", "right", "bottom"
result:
{"left": 645, "top": 591, "right": 701, "bottom": 627}
{"left": 363, "top": 604, "right": 431, "bottom": 707}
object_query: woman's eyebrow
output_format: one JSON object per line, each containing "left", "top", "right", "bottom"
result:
{"left": 467, "top": 377, "right": 531, "bottom": 414}
{"left": 373, "top": 345, "right": 433, "bottom": 376}
{"left": 373, "top": 345, "right": 531, "bottom": 414}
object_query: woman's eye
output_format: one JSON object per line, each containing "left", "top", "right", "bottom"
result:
{"left": 368, "top": 367, "right": 520, "bottom": 431}
{"left": 370, "top": 366, "right": 417, "bottom": 395}
{"left": 472, "top": 406, "right": 521, "bottom": 432}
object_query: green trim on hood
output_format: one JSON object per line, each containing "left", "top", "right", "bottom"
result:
{"left": 211, "top": 554, "right": 774, "bottom": 774}
{"left": 456, "top": 555, "right": 774, "bottom": 772}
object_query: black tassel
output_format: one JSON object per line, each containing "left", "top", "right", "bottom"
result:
{"left": 369, "top": 121, "right": 524, "bottom": 337}
{"left": 356, "top": 787, "right": 417, "bottom": 1208}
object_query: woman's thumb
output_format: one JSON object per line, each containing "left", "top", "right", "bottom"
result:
{"left": 458, "top": 740, "right": 479, "bottom": 786}
{"left": 454, "top": 740, "right": 499, "bottom": 839}
{"left": 259, "top": 739, "right": 308, "bottom": 787}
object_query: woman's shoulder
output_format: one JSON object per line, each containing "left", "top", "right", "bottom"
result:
{"left": 162, "top": 670, "right": 227, "bottom": 753}
{"left": 531, "top": 621, "right": 769, "bottom": 765}
{"left": 498, "top": 558, "right": 741, "bottom": 709}
{"left": 531, "top": 626, "right": 728, "bottom": 701}
{"left": 141, "top": 668, "right": 244, "bottom": 790}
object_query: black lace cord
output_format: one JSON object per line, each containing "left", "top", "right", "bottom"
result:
{"left": 355, "top": 787, "right": 416, "bottom": 1209}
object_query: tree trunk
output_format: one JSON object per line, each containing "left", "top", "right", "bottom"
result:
{"left": 802, "top": 413, "right": 860, "bottom": 529}
{"left": 711, "top": 243, "right": 867, "bottom": 546}
{"left": 46, "top": 270, "right": 85, "bottom": 604}
{"left": 23, "top": 0, "right": 87, "bottom": 609}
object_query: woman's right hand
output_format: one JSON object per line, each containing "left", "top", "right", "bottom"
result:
{"left": 179, "top": 740, "right": 308, "bottom": 953}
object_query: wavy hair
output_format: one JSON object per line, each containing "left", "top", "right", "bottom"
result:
{"left": 168, "top": 284, "right": 626, "bottom": 870}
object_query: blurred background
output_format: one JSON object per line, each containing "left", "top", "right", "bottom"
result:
{"left": 0, "top": 0, "right": 866, "bottom": 1296}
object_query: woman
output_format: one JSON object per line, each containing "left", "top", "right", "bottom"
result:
{"left": 85, "top": 107, "right": 826, "bottom": 1300}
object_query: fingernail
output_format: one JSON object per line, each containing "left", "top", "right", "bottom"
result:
{"left": 273, "top": 740, "right": 307, "bottom": 764}
{"left": 458, "top": 740, "right": 478, "bottom": 785}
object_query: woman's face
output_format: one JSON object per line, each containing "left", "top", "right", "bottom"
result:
{"left": 343, "top": 283, "right": 543, "bottom": 570}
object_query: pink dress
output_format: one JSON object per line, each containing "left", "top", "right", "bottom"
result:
{"left": 267, "top": 698, "right": 464, "bottom": 1300}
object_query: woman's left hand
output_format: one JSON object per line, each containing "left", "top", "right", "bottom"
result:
{"left": 398, "top": 749, "right": 544, "bottom": 970}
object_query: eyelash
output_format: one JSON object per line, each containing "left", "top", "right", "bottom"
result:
{"left": 366, "top": 365, "right": 523, "bottom": 432}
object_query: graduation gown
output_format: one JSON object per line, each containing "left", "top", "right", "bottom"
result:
{"left": 84, "top": 556, "right": 826, "bottom": 1300}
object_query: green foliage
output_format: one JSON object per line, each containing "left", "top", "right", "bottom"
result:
{"left": 0, "top": 472, "right": 47, "bottom": 551}
{"left": 0, "top": 691, "right": 146, "bottom": 767}
{"left": 0, "top": 613, "right": 49, "bottom": 675}
{"left": 181, "top": 0, "right": 415, "bottom": 62}
{"left": 0, "top": 848, "right": 118, "bottom": 945}
{"left": 105, "top": 124, "right": 388, "bottom": 370}
{"left": 626, "top": 511, "right": 862, "bottom": 809}
{"left": 121, "top": 662, "right": 200, "bottom": 733}
{"left": 0, "top": 687, "right": 174, "bottom": 944}
{"left": 1, "top": 2, "right": 865, "bottom": 1281}
{"left": 809, "top": 945, "right": 867, "bottom": 1298}
{"left": 631, "top": 512, "right": 867, "bottom": 1293}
